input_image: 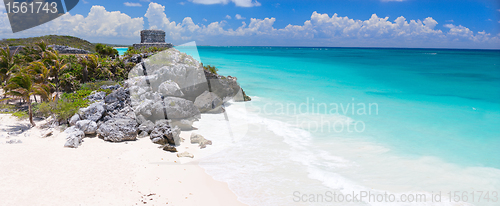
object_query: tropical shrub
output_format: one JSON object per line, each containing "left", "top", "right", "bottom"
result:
{"left": 95, "top": 43, "right": 118, "bottom": 58}
{"left": 204, "top": 65, "right": 219, "bottom": 74}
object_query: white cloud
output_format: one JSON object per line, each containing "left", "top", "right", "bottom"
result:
{"left": 203, "top": 18, "right": 208, "bottom": 22}
{"left": 235, "top": 14, "right": 245, "bottom": 20}
{"left": 0, "top": 2, "right": 498, "bottom": 49}
{"left": 189, "top": 0, "right": 261, "bottom": 7}
{"left": 444, "top": 24, "right": 473, "bottom": 37}
{"left": 225, "top": 15, "right": 232, "bottom": 19}
{"left": 0, "top": 5, "right": 143, "bottom": 40}
{"left": 124, "top": 2, "right": 142, "bottom": 7}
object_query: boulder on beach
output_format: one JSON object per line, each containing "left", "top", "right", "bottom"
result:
{"left": 64, "top": 126, "right": 85, "bottom": 148}
{"left": 69, "top": 114, "right": 80, "bottom": 126}
{"left": 150, "top": 120, "right": 180, "bottom": 146}
{"left": 138, "top": 120, "right": 155, "bottom": 134}
{"left": 97, "top": 118, "right": 138, "bottom": 142}
{"left": 75, "top": 120, "right": 98, "bottom": 135}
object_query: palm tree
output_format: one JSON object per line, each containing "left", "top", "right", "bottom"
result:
{"left": 0, "top": 46, "right": 21, "bottom": 84}
{"left": 43, "top": 50, "right": 67, "bottom": 99}
{"left": 34, "top": 40, "right": 53, "bottom": 59}
{"left": 27, "top": 61, "right": 53, "bottom": 102}
{"left": 3, "top": 67, "right": 46, "bottom": 127}
{"left": 81, "top": 54, "right": 101, "bottom": 82}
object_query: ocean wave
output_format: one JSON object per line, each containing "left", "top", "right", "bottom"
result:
{"left": 194, "top": 101, "right": 500, "bottom": 206}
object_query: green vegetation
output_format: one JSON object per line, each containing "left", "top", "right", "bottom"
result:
{"left": 0, "top": 35, "right": 96, "bottom": 53}
{"left": 3, "top": 68, "right": 45, "bottom": 125}
{"left": 95, "top": 43, "right": 119, "bottom": 58}
{"left": 0, "top": 37, "right": 136, "bottom": 126}
{"left": 203, "top": 65, "right": 219, "bottom": 74}
{"left": 0, "top": 104, "right": 15, "bottom": 112}
{"left": 80, "top": 81, "right": 117, "bottom": 92}
{"left": 35, "top": 91, "right": 90, "bottom": 121}
{"left": 124, "top": 46, "right": 168, "bottom": 56}
{"left": 12, "top": 110, "right": 28, "bottom": 119}
{"left": 34, "top": 80, "right": 117, "bottom": 121}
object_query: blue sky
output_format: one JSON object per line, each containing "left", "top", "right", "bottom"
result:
{"left": 1, "top": 0, "right": 500, "bottom": 49}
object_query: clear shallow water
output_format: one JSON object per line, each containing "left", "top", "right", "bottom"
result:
{"left": 115, "top": 47, "right": 128, "bottom": 55}
{"left": 178, "top": 46, "right": 500, "bottom": 205}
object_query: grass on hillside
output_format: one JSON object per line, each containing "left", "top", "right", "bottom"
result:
{"left": 0, "top": 35, "right": 97, "bottom": 52}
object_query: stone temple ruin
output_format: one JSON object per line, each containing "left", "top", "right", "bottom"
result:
{"left": 133, "top": 30, "right": 173, "bottom": 50}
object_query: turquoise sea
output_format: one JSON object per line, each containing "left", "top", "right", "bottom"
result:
{"left": 176, "top": 46, "right": 500, "bottom": 205}
{"left": 116, "top": 47, "right": 128, "bottom": 55}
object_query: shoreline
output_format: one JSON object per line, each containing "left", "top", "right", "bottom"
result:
{"left": 0, "top": 113, "right": 246, "bottom": 205}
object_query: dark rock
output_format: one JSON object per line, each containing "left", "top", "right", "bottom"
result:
{"left": 105, "top": 88, "right": 129, "bottom": 104}
{"left": 138, "top": 120, "right": 154, "bottom": 133}
{"left": 162, "top": 145, "right": 177, "bottom": 152}
{"left": 101, "top": 85, "right": 121, "bottom": 90}
{"left": 48, "top": 45, "right": 90, "bottom": 54}
{"left": 86, "top": 91, "right": 107, "bottom": 102}
{"left": 138, "top": 131, "right": 148, "bottom": 138}
{"left": 79, "top": 102, "right": 106, "bottom": 122}
{"left": 75, "top": 120, "right": 98, "bottom": 135}
{"left": 97, "top": 118, "right": 138, "bottom": 142}
{"left": 149, "top": 120, "right": 179, "bottom": 146}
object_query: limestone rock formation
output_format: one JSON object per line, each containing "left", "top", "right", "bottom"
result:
{"left": 69, "top": 114, "right": 80, "bottom": 126}
{"left": 75, "top": 120, "right": 98, "bottom": 135}
{"left": 64, "top": 126, "right": 85, "bottom": 148}
{"left": 138, "top": 120, "right": 155, "bottom": 134}
{"left": 97, "top": 118, "right": 138, "bottom": 142}
{"left": 194, "top": 91, "right": 223, "bottom": 113}
{"left": 158, "top": 80, "right": 184, "bottom": 97}
{"left": 150, "top": 120, "right": 180, "bottom": 146}
{"left": 78, "top": 102, "right": 105, "bottom": 122}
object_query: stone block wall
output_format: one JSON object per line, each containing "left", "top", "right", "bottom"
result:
{"left": 141, "top": 30, "right": 166, "bottom": 43}
{"left": 133, "top": 43, "right": 173, "bottom": 50}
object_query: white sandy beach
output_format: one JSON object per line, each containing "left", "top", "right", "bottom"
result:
{"left": 0, "top": 113, "right": 246, "bottom": 206}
